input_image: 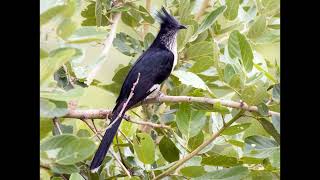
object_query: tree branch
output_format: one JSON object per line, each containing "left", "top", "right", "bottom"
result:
{"left": 64, "top": 95, "right": 279, "bottom": 120}
{"left": 154, "top": 110, "right": 245, "bottom": 180}
{"left": 64, "top": 109, "right": 169, "bottom": 128}
{"left": 86, "top": 10, "right": 122, "bottom": 84}
{"left": 141, "top": 95, "right": 280, "bottom": 116}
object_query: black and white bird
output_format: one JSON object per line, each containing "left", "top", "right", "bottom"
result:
{"left": 90, "top": 7, "right": 186, "bottom": 172}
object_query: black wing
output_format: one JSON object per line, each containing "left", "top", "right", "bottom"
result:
{"left": 116, "top": 48, "right": 174, "bottom": 108}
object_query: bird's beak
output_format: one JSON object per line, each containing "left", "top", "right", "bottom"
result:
{"left": 179, "top": 24, "right": 187, "bottom": 29}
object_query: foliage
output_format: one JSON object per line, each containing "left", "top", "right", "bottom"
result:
{"left": 40, "top": 0, "right": 280, "bottom": 179}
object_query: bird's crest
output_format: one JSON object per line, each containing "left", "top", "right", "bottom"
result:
{"left": 156, "top": 7, "right": 180, "bottom": 27}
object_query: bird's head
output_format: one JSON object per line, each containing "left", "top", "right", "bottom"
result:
{"left": 156, "top": 7, "right": 187, "bottom": 33}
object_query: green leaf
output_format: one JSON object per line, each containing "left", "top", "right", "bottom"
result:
{"left": 66, "top": 26, "right": 108, "bottom": 43}
{"left": 40, "top": 87, "right": 84, "bottom": 101}
{"left": 143, "top": 32, "right": 155, "bottom": 48}
{"left": 197, "top": 6, "right": 226, "bottom": 35}
{"left": 245, "top": 170, "right": 275, "bottom": 180}
{"left": 95, "top": 0, "right": 102, "bottom": 26}
{"left": 272, "top": 83, "right": 280, "bottom": 102}
{"left": 41, "top": 134, "right": 77, "bottom": 151}
{"left": 253, "top": 64, "right": 277, "bottom": 83}
{"left": 76, "top": 129, "right": 91, "bottom": 137}
{"left": 241, "top": 83, "right": 269, "bottom": 105}
{"left": 138, "top": 6, "right": 154, "bottom": 24}
{"left": 201, "top": 153, "right": 242, "bottom": 167}
{"left": 40, "top": 5, "right": 66, "bottom": 26}
{"left": 247, "top": 16, "right": 267, "bottom": 39}
{"left": 176, "top": 103, "right": 206, "bottom": 139}
{"left": 40, "top": 134, "right": 96, "bottom": 165}
{"left": 40, "top": 98, "right": 68, "bottom": 118}
{"left": 240, "top": 157, "right": 263, "bottom": 164}
{"left": 227, "top": 139, "right": 245, "bottom": 148}
{"left": 62, "top": 0, "right": 78, "bottom": 17}
{"left": 228, "top": 30, "right": 254, "bottom": 72}
{"left": 172, "top": 70, "right": 209, "bottom": 91}
{"left": 40, "top": 0, "right": 65, "bottom": 14}
{"left": 53, "top": 124, "right": 73, "bottom": 135}
{"left": 56, "top": 138, "right": 96, "bottom": 165}
{"left": 229, "top": 74, "right": 243, "bottom": 90}
{"left": 180, "top": 166, "right": 206, "bottom": 177}
{"left": 242, "top": 116, "right": 270, "bottom": 138}
{"left": 195, "top": 166, "right": 249, "bottom": 180}
{"left": 257, "top": 118, "right": 280, "bottom": 144}
{"left": 191, "top": 102, "right": 213, "bottom": 112}
{"left": 270, "top": 149, "right": 280, "bottom": 168}
{"left": 40, "top": 168, "right": 51, "bottom": 180}
{"left": 186, "top": 41, "right": 214, "bottom": 59}
{"left": 224, "top": 64, "right": 237, "bottom": 83}
{"left": 178, "top": 0, "right": 192, "bottom": 19}
{"left": 268, "top": 24, "right": 280, "bottom": 29}
{"left": 261, "top": 0, "right": 280, "bottom": 16}
{"left": 40, "top": 48, "right": 49, "bottom": 59}
{"left": 189, "top": 56, "right": 214, "bottom": 73}
{"left": 212, "top": 102, "right": 230, "bottom": 115}
{"left": 257, "top": 103, "right": 269, "bottom": 116}
{"left": 57, "top": 18, "right": 77, "bottom": 40}
{"left": 40, "top": 118, "right": 53, "bottom": 140}
{"left": 113, "top": 32, "right": 143, "bottom": 56}
{"left": 120, "top": 119, "right": 137, "bottom": 137}
{"left": 69, "top": 173, "right": 85, "bottom": 180}
{"left": 121, "top": 11, "right": 140, "bottom": 27}
{"left": 188, "top": 131, "right": 204, "bottom": 151}
{"left": 133, "top": 133, "right": 155, "bottom": 164}
{"left": 112, "top": 65, "right": 132, "bottom": 84}
{"left": 221, "top": 123, "right": 251, "bottom": 135}
{"left": 224, "top": 0, "right": 239, "bottom": 20}
{"left": 271, "top": 114, "right": 280, "bottom": 134}
{"left": 51, "top": 164, "right": 79, "bottom": 174}
{"left": 254, "top": 30, "right": 280, "bottom": 44}
{"left": 159, "top": 136, "right": 180, "bottom": 163}
{"left": 40, "top": 48, "right": 76, "bottom": 84}
{"left": 81, "top": 1, "right": 109, "bottom": 26}
{"left": 244, "top": 135, "right": 279, "bottom": 159}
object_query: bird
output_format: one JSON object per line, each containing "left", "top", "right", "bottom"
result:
{"left": 90, "top": 7, "right": 187, "bottom": 172}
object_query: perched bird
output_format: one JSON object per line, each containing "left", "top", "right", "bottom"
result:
{"left": 90, "top": 7, "right": 187, "bottom": 172}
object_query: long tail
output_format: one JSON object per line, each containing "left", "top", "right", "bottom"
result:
{"left": 89, "top": 100, "right": 127, "bottom": 172}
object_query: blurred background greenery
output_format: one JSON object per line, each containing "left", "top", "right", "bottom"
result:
{"left": 40, "top": 0, "right": 279, "bottom": 109}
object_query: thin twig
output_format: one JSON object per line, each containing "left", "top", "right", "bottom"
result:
{"left": 52, "top": 117, "right": 62, "bottom": 135}
{"left": 128, "top": 119, "right": 170, "bottom": 129}
{"left": 84, "top": 119, "right": 132, "bottom": 177}
{"left": 118, "top": 129, "right": 133, "bottom": 146}
{"left": 40, "top": 164, "right": 50, "bottom": 170}
{"left": 91, "top": 119, "right": 99, "bottom": 134}
{"left": 104, "top": 73, "right": 141, "bottom": 132}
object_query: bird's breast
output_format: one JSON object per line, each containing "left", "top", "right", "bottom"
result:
{"left": 170, "top": 38, "right": 178, "bottom": 73}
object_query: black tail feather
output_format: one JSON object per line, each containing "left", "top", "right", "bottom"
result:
{"left": 89, "top": 100, "right": 126, "bottom": 172}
